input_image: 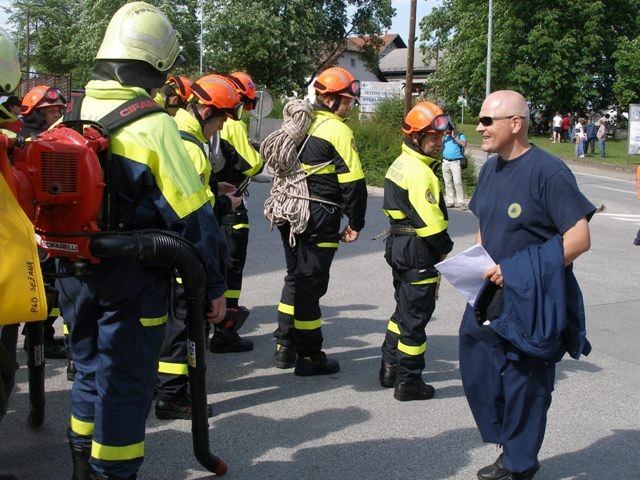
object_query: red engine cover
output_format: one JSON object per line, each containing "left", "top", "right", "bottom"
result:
{"left": 11, "top": 126, "right": 106, "bottom": 261}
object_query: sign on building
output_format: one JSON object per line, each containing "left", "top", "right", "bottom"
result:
{"left": 359, "top": 81, "right": 404, "bottom": 114}
{"left": 628, "top": 104, "right": 640, "bottom": 155}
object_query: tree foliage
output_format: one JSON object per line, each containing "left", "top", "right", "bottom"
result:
{"left": 5, "top": 0, "right": 203, "bottom": 87}
{"left": 202, "top": 0, "right": 394, "bottom": 95}
{"left": 419, "top": 0, "right": 640, "bottom": 116}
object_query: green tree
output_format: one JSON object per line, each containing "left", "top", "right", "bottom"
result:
{"left": 202, "top": 0, "right": 394, "bottom": 95}
{"left": 419, "top": 0, "right": 640, "bottom": 117}
{"left": 612, "top": 36, "right": 640, "bottom": 107}
{"left": 5, "top": 0, "right": 202, "bottom": 87}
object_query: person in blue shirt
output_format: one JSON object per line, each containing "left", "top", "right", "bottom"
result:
{"left": 441, "top": 123, "right": 467, "bottom": 209}
{"left": 461, "top": 90, "right": 595, "bottom": 480}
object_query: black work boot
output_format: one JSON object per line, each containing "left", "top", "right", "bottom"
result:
{"left": 209, "top": 326, "right": 253, "bottom": 353}
{"left": 70, "top": 441, "right": 92, "bottom": 480}
{"left": 274, "top": 344, "right": 296, "bottom": 369}
{"left": 44, "top": 335, "right": 66, "bottom": 359}
{"left": 393, "top": 377, "right": 435, "bottom": 401}
{"left": 378, "top": 361, "right": 397, "bottom": 388}
{"left": 294, "top": 352, "right": 340, "bottom": 376}
{"left": 67, "top": 359, "right": 77, "bottom": 381}
{"left": 477, "top": 454, "right": 539, "bottom": 480}
{"left": 155, "top": 392, "right": 214, "bottom": 420}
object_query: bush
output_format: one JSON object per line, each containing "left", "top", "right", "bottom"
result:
{"left": 373, "top": 97, "right": 405, "bottom": 130}
{"left": 351, "top": 116, "right": 402, "bottom": 186}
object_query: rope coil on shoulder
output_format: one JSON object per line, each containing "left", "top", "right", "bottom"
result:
{"left": 260, "top": 99, "right": 338, "bottom": 246}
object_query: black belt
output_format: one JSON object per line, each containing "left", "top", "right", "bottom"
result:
{"left": 443, "top": 157, "right": 463, "bottom": 161}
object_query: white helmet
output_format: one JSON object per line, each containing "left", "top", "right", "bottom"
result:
{"left": 0, "top": 27, "right": 21, "bottom": 94}
{"left": 95, "top": 2, "right": 182, "bottom": 72}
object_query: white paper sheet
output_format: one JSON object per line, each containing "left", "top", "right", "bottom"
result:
{"left": 435, "top": 243, "right": 496, "bottom": 306}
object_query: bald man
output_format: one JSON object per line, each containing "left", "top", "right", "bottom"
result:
{"left": 459, "top": 91, "right": 595, "bottom": 480}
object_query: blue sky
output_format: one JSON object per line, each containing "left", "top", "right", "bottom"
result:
{"left": 390, "top": 0, "right": 440, "bottom": 39}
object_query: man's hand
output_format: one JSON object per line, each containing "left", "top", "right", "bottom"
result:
{"left": 206, "top": 296, "right": 226, "bottom": 324}
{"left": 484, "top": 264, "right": 503, "bottom": 287}
{"left": 225, "top": 193, "right": 243, "bottom": 211}
{"left": 340, "top": 225, "right": 360, "bottom": 243}
{"left": 217, "top": 182, "right": 236, "bottom": 196}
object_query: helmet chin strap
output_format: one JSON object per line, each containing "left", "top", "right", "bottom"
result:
{"left": 330, "top": 96, "right": 342, "bottom": 113}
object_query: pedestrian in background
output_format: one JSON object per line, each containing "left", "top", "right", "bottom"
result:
{"left": 585, "top": 117, "right": 597, "bottom": 155}
{"left": 462, "top": 90, "right": 595, "bottom": 480}
{"left": 442, "top": 121, "right": 468, "bottom": 209}
{"left": 596, "top": 118, "right": 607, "bottom": 157}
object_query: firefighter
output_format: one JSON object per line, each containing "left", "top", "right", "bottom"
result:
{"left": 56, "top": 4, "right": 228, "bottom": 479}
{"left": 378, "top": 102, "right": 454, "bottom": 401}
{"left": 19, "top": 85, "right": 66, "bottom": 138}
{"left": 155, "top": 75, "right": 193, "bottom": 116}
{"left": 17, "top": 85, "right": 69, "bottom": 360}
{"left": 208, "top": 71, "right": 264, "bottom": 353}
{"left": 273, "top": 66, "right": 367, "bottom": 376}
{"left": 155, "top": 74, "right": 244, "bottom": 420}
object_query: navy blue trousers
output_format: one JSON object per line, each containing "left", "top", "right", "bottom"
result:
{"left": 459, "top": 307, "right": 555, "bottom": 473}
{"left": 57, "top": 258, "right": 169, "bottom": 479}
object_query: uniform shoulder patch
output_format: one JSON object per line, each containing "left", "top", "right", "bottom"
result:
{"left": 426, "top": 190, "right": 437, "bottom": 204}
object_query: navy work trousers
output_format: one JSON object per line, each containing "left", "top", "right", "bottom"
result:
{"left": 57, "top": 257, "right": 169, "bottom": 479}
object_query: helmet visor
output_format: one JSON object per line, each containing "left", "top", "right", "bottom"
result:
{"left": 337, "top": 79, "right": 360, "bottom": 99}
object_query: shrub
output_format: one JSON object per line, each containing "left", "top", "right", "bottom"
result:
{"left": 373, "top": 97, "right": 406, "bottom": 130}
{"left": 352, "top": 116, "right": 402, "bottom": 186}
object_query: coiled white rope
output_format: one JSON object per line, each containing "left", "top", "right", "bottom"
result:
{"left": 261, "top": 99, "right": 334, "bottom": 246}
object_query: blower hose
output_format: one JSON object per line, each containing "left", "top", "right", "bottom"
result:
{"left": 90, "top": 230, "right": 228, "bottom": 476}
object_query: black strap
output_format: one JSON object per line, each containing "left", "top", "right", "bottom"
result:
{"left": 63, "top": 93, "right": 166, "bottom": 131}
{"left": 179, "top": 130, "right": 207, "bottom": 157}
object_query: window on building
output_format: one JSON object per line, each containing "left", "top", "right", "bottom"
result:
{"left": 350, "top": 58, "right": 356, "bottom": 68}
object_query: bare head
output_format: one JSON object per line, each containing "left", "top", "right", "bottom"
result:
{"left": 476, "top": 90, "right": 531, "bottom": 160}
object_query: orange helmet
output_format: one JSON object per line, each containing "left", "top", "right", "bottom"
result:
{"left": 402, "top": 102, "right": 449, "bottom": 136}
{"left": 21, "top": 85, "right": 66, "bottom": 115}
{"left": 313, "top": 67, "right": 360, "bottom": 99}
{"left": 229, "top": 72, "right": 257, "bottom": 111}
{"left": 167, "top": 76, "right": 193, "bottom": 101}
{"left": 190, "top": 74, "right": 244, "bottom": 121}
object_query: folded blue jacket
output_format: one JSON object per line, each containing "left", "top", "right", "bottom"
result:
{"left": 489, "top": 235, "right": 591, "bottom": 361}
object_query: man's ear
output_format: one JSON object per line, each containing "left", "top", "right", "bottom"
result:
{"left": 198, "top": 105, "right": 212, "bottom": 121}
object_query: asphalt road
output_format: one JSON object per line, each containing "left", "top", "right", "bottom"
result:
{"left": 2, "top": 159, "right": 639, "bottom": 480}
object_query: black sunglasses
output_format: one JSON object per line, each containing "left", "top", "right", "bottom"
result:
{"left": 478, "top": 115, "right": 525, "bottom": 127}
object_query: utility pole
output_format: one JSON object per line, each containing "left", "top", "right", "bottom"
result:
{"left": 25, "top": 7, "right": 30, "bottom": 84}
{"left": 199, "top": 0, "right": 204, "bottom": 74}
{"left": 404, "top": 0, "right": 417, "bottom": 116}
{"left": 486, "top": 0, "right": 493, "bottom": 97}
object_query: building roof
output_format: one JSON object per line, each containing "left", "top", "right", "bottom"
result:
{"left": 346, "top": 34, "right": 406, "bottom": 53}
{"left": 379, "top": 48, "right": 437, "bottom": 74}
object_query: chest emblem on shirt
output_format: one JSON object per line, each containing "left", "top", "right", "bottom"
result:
{"left": 508, "top": 203, "right": 522, "bottom": 218}
{"left": 426, "top": 191, "right": 437, "bottom": 204}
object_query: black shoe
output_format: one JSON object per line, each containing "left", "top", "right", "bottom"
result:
{"left": 379, "top": 361, "right": 396, "bottom": 388}
{"left": 70, "top": 441, "right": 92, "bottom": 480}
{"left": 294, "top": 352, "right": 340, "bottom": 376}
{"left": 393, "top": 377, "right": 435, "bottom": 401}
{"left": 67, "top": 360, "right": 77, "bottom": 381}
{"left": 477, "top": 454, "right": 539, "bottom": 480}
{"left": 209, "top": 329, "right": 254, "bottom": 353}
{"left": 155, "top": 394, "right": 214, "bottom": 420}
{"left": 44, "top": 336, "right": 67, "bottom": 359}
{"left": 274, "top": 344, "right": 296, "bottom": 369}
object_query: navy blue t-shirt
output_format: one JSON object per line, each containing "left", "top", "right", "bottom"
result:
{"left": 469, "top": 145, "right": 595, "bottom": 263}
